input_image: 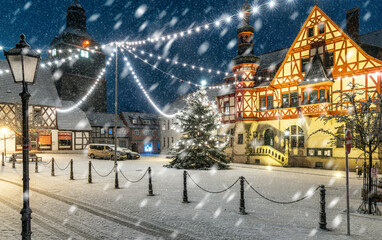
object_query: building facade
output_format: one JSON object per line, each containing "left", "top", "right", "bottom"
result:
{"left": 120, "top": 112, "right": 160, "bottom": 154}
{"left": 162, "top": 4, "right": 382, "bottom": 171}
{"left": 48, "top": 0, "right": 107, "bottom": 112}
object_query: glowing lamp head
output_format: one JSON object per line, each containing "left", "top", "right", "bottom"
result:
{"left": 201, "top": 80, "right": 207, "bottom": 87}
{"left": 83, "top": 40, "right": 90, "bottom": 47}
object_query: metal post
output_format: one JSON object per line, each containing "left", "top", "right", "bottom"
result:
{"left": 345, "top": 151, "right": 350, "bottom": 235}
{"left": 368, "top": 144, "right": 372, "bottom": 214}
{"left": 88, "top": 161, "right": 92, "bottom": 184}
{"left": 70, "top": 159, "right": 74, "bottom": 180}
{"left": 319, "top": 185, "right": 327, "bottom": 230}
{"left": 1, "top": 152, "right": 4, "bottom": 166}
{"left": 12, "top": 156, "right": 15, "bottom": 168}
{"left": 4, "top": 133, "right": 6, "bottom": 157}
{"left": 239, "top": 176, "right": 247, "bottom": 215}
{"left": 20, "top": 82, "right": 32, "bottom": 240}
{"left": 183, "top": 171, "right": 189, "bottom": 203}
{"left": 114, "top": 43, "right": 119, "bottom": 189}
{"left": 51, "top": 158, "right": 55, "bottom": 176}
{"left": 34, "top": 156, "right": 38, "bottom": 173}
{"left": 147, "top": 167, "right": 154, "bottom": 196}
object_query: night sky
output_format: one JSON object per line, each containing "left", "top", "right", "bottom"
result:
{"left": 1, "top": 0, "right": 381, "bottom": 114}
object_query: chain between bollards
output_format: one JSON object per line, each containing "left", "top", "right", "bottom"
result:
{"left": 239, "top": 176, "right": 247, "bottom": 215}
{"left": 1, "top": 152, "right": 4, "bottom": 166}
{"left": 147, "top": 167, "right": 154, "bottom": 196}
{"left": 319, "top": 185, "right": 327, "bottom": 230}
{"left": 35, "top": 156, "right": 38, "bottom": 173}
{"left": 183, "top": 170, "right": 189, "bottom": 203}
{"left": 69, "top": 159, "right": 74, "bottom": 180}
{"left": 88, "top": 161, "right": 92, "bottom": 184}
{"left": 51, "top": 158, "right": 55, "bottom": 176}
{"left": 12, "top": 156, "right": 15, "bottom": 168}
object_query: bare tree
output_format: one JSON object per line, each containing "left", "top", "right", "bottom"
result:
{"left": 312, "top": 84, "right": 382, "bottom": 214}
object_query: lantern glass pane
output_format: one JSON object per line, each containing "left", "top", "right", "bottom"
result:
{"left": 23, "top": 55, "right": 39, "bottom": 83}
{"left": 7, "top": 55, "right": 23, "bottom": 83}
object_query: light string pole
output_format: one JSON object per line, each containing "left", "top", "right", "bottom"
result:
{"left": 114, "top": 43, "right": 119, "bottom": 189}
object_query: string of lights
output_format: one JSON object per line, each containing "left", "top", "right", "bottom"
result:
{"left": 126, "top": 46, "right": 230, "bottom": 76}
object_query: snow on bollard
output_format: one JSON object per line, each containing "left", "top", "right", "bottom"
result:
{"left": 239, "top": 176, "right": 247, "bottom": 215}
{"left": 147, "top": 167, "right": 154, "bottom": 196}
{"left": 183, "top": 170, "right": 189, "bottom": 203}
{"left": 70, "top": 159, "right": 74, "bottom": 180}
{"left": 51, "top": 158, "right": 55, "bottom": 176}
{"left": 88, "top": 161, "right": 92, "bottom": 184}
{"left": 319, "top": 185, "right": 327, "bottom": 230}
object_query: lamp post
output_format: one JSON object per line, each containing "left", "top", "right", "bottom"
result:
{"left": 0, "top": 127, "right": 9, "bottom": 156}
{"left": 4, "top": 34, "right": 41, "bottom": 240}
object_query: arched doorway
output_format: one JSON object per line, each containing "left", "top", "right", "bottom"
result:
{"left": 264, "top": 129, "right": 274, "bottom": 147}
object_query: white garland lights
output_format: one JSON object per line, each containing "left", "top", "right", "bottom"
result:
{"left": 123, "top": 56, "right": 177, "bottom": 118}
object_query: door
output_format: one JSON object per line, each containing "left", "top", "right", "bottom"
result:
{"left": 264, "top": 129, "right": 274, "bottom": 147}
{"left": 131, "top": 143, "right": 138, "bottom": 153}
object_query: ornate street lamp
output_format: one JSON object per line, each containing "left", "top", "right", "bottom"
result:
{"left": 4, "top": 34, "right": 41, "bottom": 240}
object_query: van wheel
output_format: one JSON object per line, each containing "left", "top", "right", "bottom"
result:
{"left": 90, "top": 154, "right": 95, "bottom": 159}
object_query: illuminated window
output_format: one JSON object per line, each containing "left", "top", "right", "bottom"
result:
{"left": 143, "top": 119, "right": 150, "bottom": 124}
{"left": 284, "top": 126, "right": 304, "bottom": 148}
{"left": 80, "top": 50, "right": 89, "bottom": 58}
{"left": 308, "top": 27, "right": 314, "bottom": 37}
{"left": 301, "top": 57, "right": 310, "bottom": 72}
{"left": 100, "top": 128, "right": 105, "bottom": 135}
{"left": 144, "top": 142, "right": 153, "bottom": 152}
{"left": 108, "top": 128, "right": 113, "bottom": 135}
{"left": 260, "top": 97, "right": 266, "bottom": 110}
{"left": 52, "top": 49, "right": 57, "bottom": 57}
{"left": 224, "top": 102, "right": 230, "bottom": 114}
{"left": 309, "top": 90, "right": 318, "bottom": 104}
{"left": 267, "top": 95, "right": 273, "bottom": 110}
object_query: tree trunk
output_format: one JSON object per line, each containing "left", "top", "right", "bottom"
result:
{"left": 368, "top": 144, "right": 373, "bottom": 214}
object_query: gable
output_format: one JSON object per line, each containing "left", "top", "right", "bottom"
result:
{"left": 270, "top": 5, "right": 382, "bottom": 88}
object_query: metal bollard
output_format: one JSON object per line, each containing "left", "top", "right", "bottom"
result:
{"left": 12, "top": 157, "right": 15, "bottom": 169}
{"left": 147, "top": 167, "right": 155, "bottom": 196}
{"left": 319, "top": 185, "right": 327, "bottom": 230}
{"left": 51, "top": 158, "right": 55, "bottom": 176}
{"left": 88, "top": 161, "right": 92, "bottom": 184}
{"left": 240, "top": 176, "right": 247, "bottom": 215}
{"left": 70, "top": 159, "right": 74, "bottom": 180}
{"left": 35, "top": 156, "right": 38, "bottom": 173}
{"left": 1, "top": 152, "right": 4, "bottom": 166}
{"left": 183, "top": 170, "right": 189, "bottom": 203}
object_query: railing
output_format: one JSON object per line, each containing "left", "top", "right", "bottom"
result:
{"left": 251, "top": 145, "right": 288, "bottom": 166}
{"left": 256, "top": 103, "right": 330, "bottom": 121}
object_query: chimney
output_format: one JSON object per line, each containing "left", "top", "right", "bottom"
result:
{"left": 346, "top": 8, "right": 359, "bottom": 41}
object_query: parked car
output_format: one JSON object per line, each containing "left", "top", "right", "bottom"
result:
{"left": 121, "top": 148, "right": 140, "bottom": 159}
{"left": 88, "top": 144, "right": 127, "bottom": 160}
{"left": 6, "top": 153, "right": 42, "bottom": 162}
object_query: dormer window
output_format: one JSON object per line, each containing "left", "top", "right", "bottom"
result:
{"left": 80, "top": 50, "right": 89, "bottom": 58}
{"left": 308, "top": 27, "right": 314, "bottom": 37}
{"left": 132, "top": 119, "right": 137, "bottom": 124}
{"left": 301, "top": 57, "right": 310, "bottom": 72}
{"left": 143, "top": 119, "right": 150, "bottom": 124}
{"left": 52, "top": 49, "right": 57, "bottom": 57}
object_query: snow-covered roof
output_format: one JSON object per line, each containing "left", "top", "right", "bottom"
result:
{"left": 256, "top": 47, "right": 289, "bottom": 71}
{"left": 359, "top": 29, "right": 382, "bottom": 49}
{"left": 0, "top": 60, "right": 61, "bottom": 107}
{"left": 86, "top": 112, "right": 125, "bottom": 128}
{"left": 120, "top": 112, "right": 159, "bottom": 129}
{"left": 57, "top": 101, "right": 92, "bottom": 131}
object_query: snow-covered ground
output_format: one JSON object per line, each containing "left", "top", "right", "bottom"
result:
{"left": 0, "top": 153, "right": 381, "bottom": 240}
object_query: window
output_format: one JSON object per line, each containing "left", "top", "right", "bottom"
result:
{"left": 290, "top": 92, "right": 298, "bottom": 107}
{"left": 267, "top": 95, "right": 273, "bottom": 110}
{"left": 33, "top": 108, "right": 42, "bottom": 126}
{"left": 58, "top": 132, "right": 72, "bottom": 150}
{"left": 80, "top": 50, "right": 89, "bottom": 58}
{"left": 301, "top": 57, "right": 310, "bottom": 72}
{"left": 108, "top": 128, "right": 113, "bottom": 135}
{"left": 238, "top": 97, "right": 242, "bottom": 102}
{"left": 238, "top": 134, "right": 244, "bottom": 144}
{"left": 100, "top": 128, "right": 105, "bottom": 135}
{"left": 162, "top": 121, "right": 166, "bottom": 130}
{"left": 307, "top": 148, "right": 332, "bottom": 157}
{"left": 303, "top": 92, "right": 309, "bottom": 105}
{"left": 144, "top": 142, "right": 153, "bottom": 152}
{"left": 284, "top": 125, "right": 304, "bottom": 148}
{"left": 260, "top": 97, "right": 266, "bottom": 110}
{"left": 308, "top": 27, "right": 314, "bottom": 37}
{"left": 143, "top": 119, "right": 150, "bottom": 124}
{"left": 319, "top": 23, "right": 325, "bottom": 34}
{"left": 309, "top": 90, "right": 318, "bottom": 104}
{"left": 132, "top": 119, "right": 137, "bottom": 124}
{"left": 163, "top": 137, "right": 166, "bottom": 148}
{"left": 224, "top": 102, "right": 230, "bottom": 115}
{"left": 319, "top": 89, "right": 326, "bottom": 103}
{"left": 144, "top": 130, "right": 154, "bottom": 136}
{"left": 52, "top": 49, "right": 57, "bottom": 57}
{"left": 134, "top": 130, "right": 140, "bottom": 136}
{"left": 325, "top": 51, "right": 334, "bottom": 68}
{"left": 282, "top": 93, "right": 289, "bottom": 108}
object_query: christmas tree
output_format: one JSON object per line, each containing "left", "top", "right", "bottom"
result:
{"left": 166, "top": 88, "right": 230, "bottom": 170}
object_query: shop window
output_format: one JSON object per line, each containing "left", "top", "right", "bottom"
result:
{"left": 301, "top": 57, "right": 310, "bottom": 72}
{"left": 308, "top": 27, "right": 314, "bottom": 37}
{"left": 238, "top": 134, "right": 244, "bottom": 144}
{"left": 309, "top": 90, "right": 318, "bottom": 104}
{"left": 319, "top": 23, "right": 325, "bottom": 34}
{"left": 39, "top": 135, "right": 52, "bottom": 150}
{"left": 267, "top": 95, "right": 273, "bottom": 110}
{"left": 16, "top": 135, "right": 22, "bottom": 151}
{"left": 284, "top": 126, "right": 304, "bottom": 148}
{"left": 325, "top": 51, "right": 334, "bottom": 68}
{"left": 58, "top": 132, "right": 72, "bottom": 150}
{"left": 224, "top": 102, "right": 230, "bottom": 114}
